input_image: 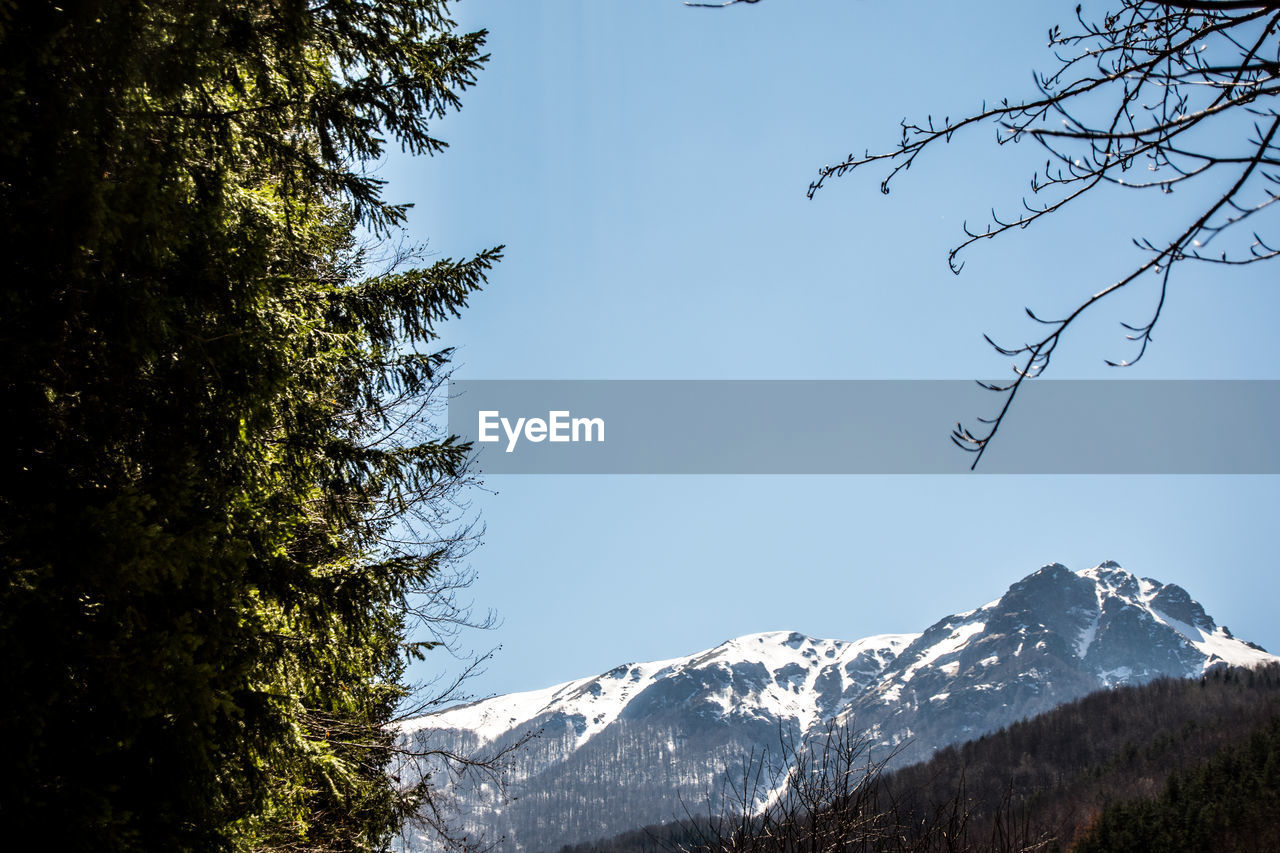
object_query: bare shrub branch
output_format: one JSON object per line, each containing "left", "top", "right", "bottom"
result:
{"left": 699, "top": 1, "right": 1280, "bottom": 467}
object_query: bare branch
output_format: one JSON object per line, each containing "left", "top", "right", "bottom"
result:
{"left": 704, "top": 0, "right": 1280, "bottom": 464}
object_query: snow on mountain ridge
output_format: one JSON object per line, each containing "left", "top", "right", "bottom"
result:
{"left": 399, "top": 651, "right": 690, "bottom": 746}
{"left": 405, "top": 563, "right": 1271, "bottom": 746}
{"left": 403, "top": 630, "right": 917, "bottom": 749}
{"left": 397, "top": 562, "right": 1279, "bottom": 853}
{"left": 1074, "top": 562, "right": 1267, "bottom": 673}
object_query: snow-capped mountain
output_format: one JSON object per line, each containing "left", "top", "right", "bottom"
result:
{"left": 408, "top": 631, "right": 914, "bottom": 751}
{"left": 830, "top": 561, "right": 1275, "bottom": 768}
{"left": 396, "top": 563, "right": 1276, "bottom": 852}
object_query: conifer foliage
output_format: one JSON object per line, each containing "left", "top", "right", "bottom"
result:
{"left": 0, "top": 2, "right": 498, "bottom": 850}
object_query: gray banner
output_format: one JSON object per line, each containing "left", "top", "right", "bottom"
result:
{"left": 445, "top": 380, "right": 1280, "bottom": 474}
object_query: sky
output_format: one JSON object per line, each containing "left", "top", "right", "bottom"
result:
{"left": 384, "top": 1, "right": 1280, "bottom": 705}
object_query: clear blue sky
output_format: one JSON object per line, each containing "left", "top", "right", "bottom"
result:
{"left": 385, "top": 1, "right": 1280, "bottom": 703}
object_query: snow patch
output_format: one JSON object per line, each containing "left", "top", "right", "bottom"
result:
{"left": 1099, "top": 666, "right": 1133, "bottom": 686}
{"left": 1075, "top": 609, "right": 1100, "bottom": 659}
{"left": 1137, "top": 577, "right": 1159, "bottom": 602}
{"left": 901, "top": 622, "right": 986, "bottom": 682}
{"left": 1149, "top": 609, "right": 1276, "bottom": 672}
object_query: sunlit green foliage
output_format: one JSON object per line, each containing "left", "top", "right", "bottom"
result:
{"left": 0, "top": 2, "right": 497, "bottom": 849}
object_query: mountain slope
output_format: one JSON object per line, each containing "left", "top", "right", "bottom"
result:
{"left": 835, "top": 561, "right": 1275, "bottom": 765}
{"left": 396, "top": 562, "right": 1276, "bottom": 852}
{"left": 406, "top": 631, "right": 915, "bottom": 750}
{"left": 570, "top": 664, "right": 1280, "bottom": 853}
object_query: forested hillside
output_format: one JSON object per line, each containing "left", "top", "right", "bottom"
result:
{"left": 1072, "top": 715, "right": 1280, "bottom": 852}
{"left": 566, "top": 665, "right": 1280, "bottom": 852}
{"left": 883, "top": 664, "right": 1280, "bottom": 849}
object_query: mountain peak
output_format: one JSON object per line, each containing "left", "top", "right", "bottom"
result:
{"left": 398, "top": 564, "right": 1278, "bottom": 852}
{"left": 1078, "top": 561, "right": 1139, "bottom": 583}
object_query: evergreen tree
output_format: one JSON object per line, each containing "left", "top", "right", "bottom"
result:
{"left": 1072, "top": 716, "right": 1280, "bottom": 853}
{"left": 0, "top": 2, "right": 498, "bottom": 849}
